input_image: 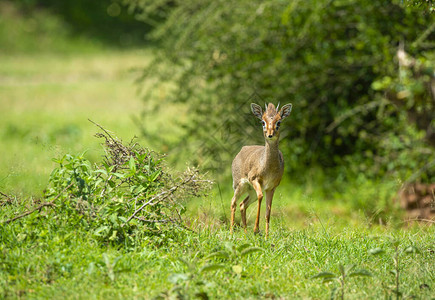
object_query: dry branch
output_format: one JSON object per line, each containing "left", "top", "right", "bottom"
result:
{"left": 3, "top": 183, "right": 73, "bottom": 224}
{"left": 0, "top": 191, "right": 13, "bottom": 207}
{"left": 122, "top": 171, "right": 207, "bottom": 227}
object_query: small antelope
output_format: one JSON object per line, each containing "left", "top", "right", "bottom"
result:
{"left": 230, "top": 102, "right": 292, "bottom": 237}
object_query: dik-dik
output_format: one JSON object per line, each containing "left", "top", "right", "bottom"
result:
{"left": 230, "top": 102, "right": 292, "bottom": 237}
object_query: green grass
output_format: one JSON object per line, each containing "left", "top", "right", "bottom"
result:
{"left": 1, "top": 215, "right": 434, "bottom": 299}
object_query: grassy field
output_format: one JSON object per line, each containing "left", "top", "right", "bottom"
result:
{"left": 1, "top": 212, "right": 434, "bottom": 299}
{"left": 1, "top": 49, "right": 434, "bottom": 299}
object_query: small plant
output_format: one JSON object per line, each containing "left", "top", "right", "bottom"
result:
{"left": 203, "top": 242, "right": 264, "bottom": 276}
{"left": 311, "top": 264, "right": 372, "bottom": 300}
{"left": 369, "top": 240, "right": 420, "bottom": 299}
{"left": 163, "top": 254, "right": 210, "bottom": 299}
{"left": 102, "top": 253, "right": 122, "bottom": 283}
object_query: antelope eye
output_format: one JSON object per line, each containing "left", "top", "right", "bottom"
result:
{"left": 261, "top": 120, "right": 266, "bottom": 128}
{"left": 276, "top": 121, "right": 281, "bottom": 128}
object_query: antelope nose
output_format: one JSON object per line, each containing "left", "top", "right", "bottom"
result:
{"left": 268, "top": 134, "right": 273, "bottom": 138}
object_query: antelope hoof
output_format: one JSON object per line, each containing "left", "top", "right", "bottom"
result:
{"left": 253, "top": 230, "right": 262, "bottom": 236}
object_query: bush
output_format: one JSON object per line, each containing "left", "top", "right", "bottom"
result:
{"left": 4, "top": 126, "right": 211, "bottom": 246}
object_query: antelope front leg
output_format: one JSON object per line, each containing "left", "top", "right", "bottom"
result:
{"left": 265, "top": 188, "right": 275, "bottom": 238}
{"left": 239, "top": 196, "right": 249, "bottom": 232}
{"left": 240, "top": 189, "right": 256, "bottom": 233}
{"left": 230, "top": 187, "right": 243, "bottom": 234}
{"left": 252, "top": 180, "right": 263, "bottom": 234}
{"left": 230, "top": 195, "right": 237, "bottom": 234}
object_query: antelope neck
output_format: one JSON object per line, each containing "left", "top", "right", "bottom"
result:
{"left": 262, "top": 137, "right": 280, "bottom": 167}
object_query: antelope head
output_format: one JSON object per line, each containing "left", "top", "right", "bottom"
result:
{"left": 251, "top": 102, "right": 292, "bottom": 140}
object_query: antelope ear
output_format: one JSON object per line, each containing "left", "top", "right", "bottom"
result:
{"left": 251, "top": 103, "right": 263, "bottom": 120}
{"left": 279, "top": 103, "right": 292, "bottom": 119}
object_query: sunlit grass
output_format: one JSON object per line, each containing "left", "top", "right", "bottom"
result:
{"left": 1, "top": 216, "right": 433, "bottom": 299}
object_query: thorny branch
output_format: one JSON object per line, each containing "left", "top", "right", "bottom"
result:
{"left": 88, "top": 119, "right": 128, "bottom": 156}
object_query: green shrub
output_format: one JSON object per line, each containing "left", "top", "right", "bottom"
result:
{"left": 5, "top": 126, "right": 211, "bottom": 246}
{"left": 129, "top": 0, "right": 434, "bottom": 182}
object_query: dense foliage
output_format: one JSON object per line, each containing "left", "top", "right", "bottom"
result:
{"left": 129, "top": 0, "right": 434, "bottom": 182}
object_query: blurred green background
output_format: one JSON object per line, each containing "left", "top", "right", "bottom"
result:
{"left": 0, "top": 0, "right": 434, "bottom": 222}
{"left": 0, "top": 0, "right": 152, "bottom": 195}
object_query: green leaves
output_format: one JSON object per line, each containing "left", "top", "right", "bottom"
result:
{"left": 368, "top": 247, "right": 385, "bottom": 255}
{"left": 348, "top": 269, "right": 372, "bottom": 278}
{"left": 369, "top": 244, "right": 420, "bottom": 256}
{"left": 312, "top": 265, "right": 372, "bottom": 282}
{"left": 240, "top": 247, "right": 264, "bottom": 257}
{"left": 102, "top": 253, "right": 123, "bottom": 282}
{"left": 164, "top": 241, "right": 263, "bottom": 299}
{"left": 311, "top": 271, "right": 337, "bottom": 282}
{"left": 168, "top": 273, "right": 189, "bottom": 284}
{"left": 200, "top": 264, "right": 226, "bottom": 273}
{"left": 403, "top": 245, "right": 419, "bottom": 254}
{"left": 201, "top": 242, "right": 264, "bottom": 276}
{"left": 369, "top": 240, "right": 422, "bottom": 299}
{"left": 231, "top": 265, "right": 243, "bottom": 274}
{"left": 128, "top": 156, "right": 136, "bottom": 174}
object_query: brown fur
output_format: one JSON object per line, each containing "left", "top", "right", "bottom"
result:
{"left": 230, "top": 102, "right": 292, "bottom": 237}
